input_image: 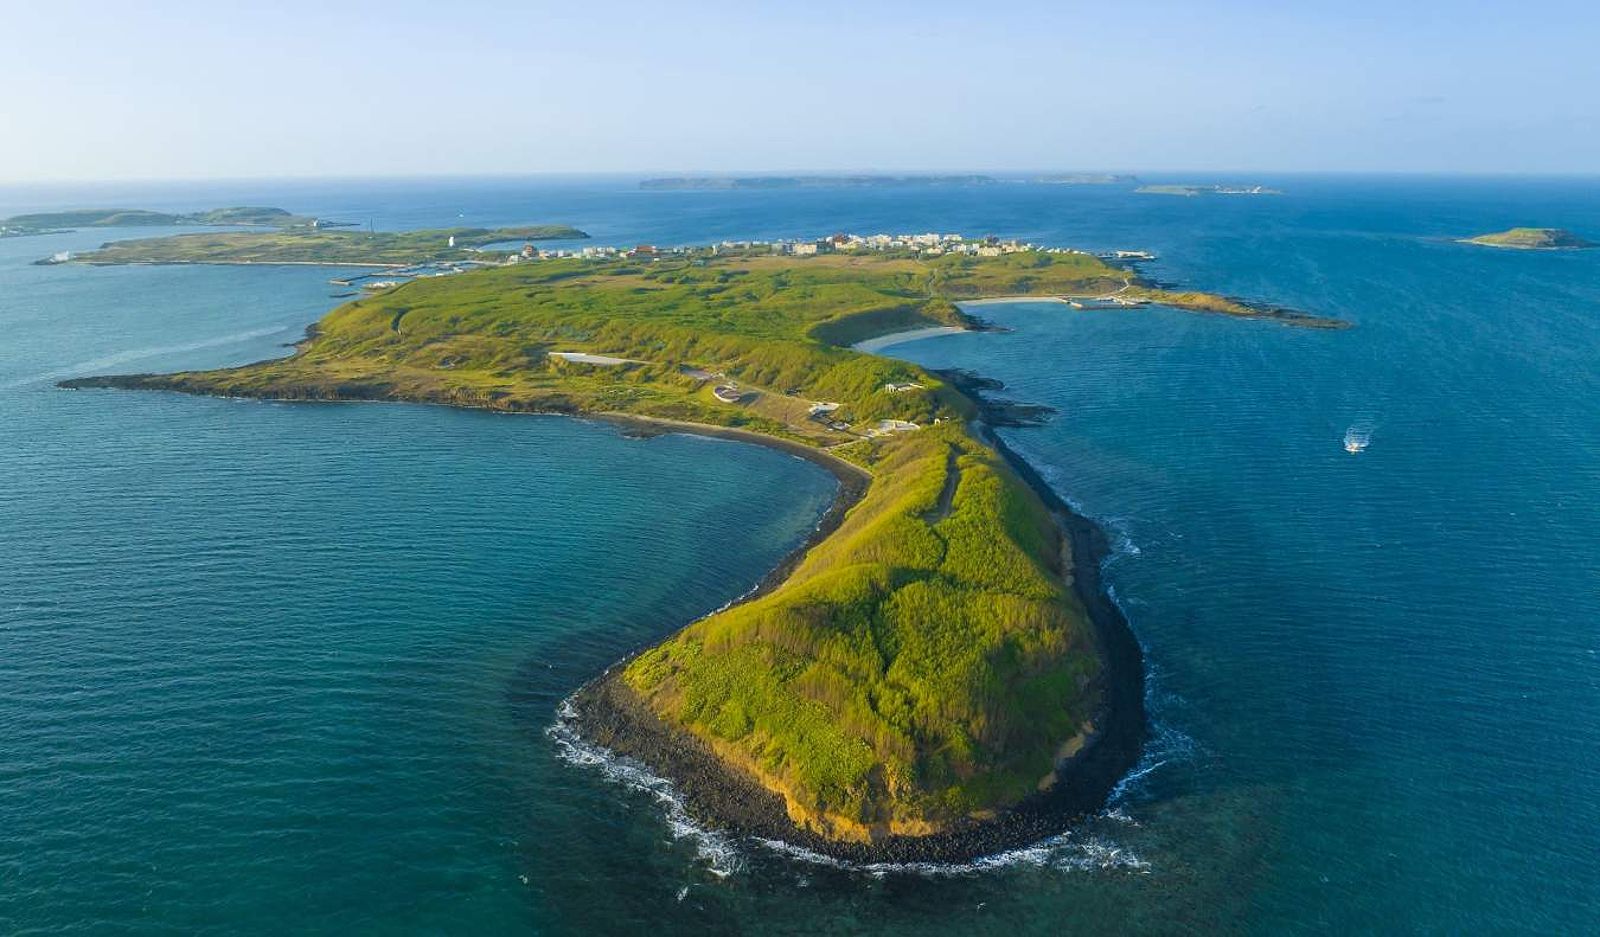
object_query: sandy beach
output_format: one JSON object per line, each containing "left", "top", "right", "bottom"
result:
{"left": 956, "top": 295, "right": 1071, "bottom": 307}
{"left": 849, "top": 325, "right": 969, "bottom": 353}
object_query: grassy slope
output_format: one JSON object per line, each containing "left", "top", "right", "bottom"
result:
{"left": 1463, "top": 227, "right": 1596, "bottom": 249}
{"left": 4, "top": 206, "right": 317, "bottom": 229}
{"left": 624, "top": 422, "right": 1098, "bottom": 839}
{"left": 94, "top": 249, "right": 1147, "bottom": 841}
{"left": 72, "top": 225, "right": 589, "bottom": 265}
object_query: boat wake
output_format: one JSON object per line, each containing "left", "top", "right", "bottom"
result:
{"left": 1343, "top": 419, "right": 1377, "bottom": 454}
{"left": 548, "top": 698, "right": 1150, "bottom": 878}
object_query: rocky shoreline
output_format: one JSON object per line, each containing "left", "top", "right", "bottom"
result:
{"left": 564, "top": 375, "right": 1147, "bottom": 865}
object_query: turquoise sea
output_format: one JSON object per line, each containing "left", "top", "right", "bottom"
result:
{"left": 2, "top": 176, "right": 1597, "bottom": 933}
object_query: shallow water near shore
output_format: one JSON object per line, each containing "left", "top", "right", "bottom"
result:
{"left": 3, "top": 176, "right": 1599, "bottom": 933}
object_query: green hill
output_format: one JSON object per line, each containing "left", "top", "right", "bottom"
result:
{"left": 60, "top": 225, "right": 589, "bottom": 266}
{"left": 1, "top": 206, "right": 319, "bottom": 234}
{"left": 1461, "top": 227, "right": 1596, "bottom": 250}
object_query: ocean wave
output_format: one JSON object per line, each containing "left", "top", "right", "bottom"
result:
{"left": 753, "top": 824, "right": 1151, "bottom": 877}
{"left": 1013, "top": 449, "right": 1143, "bottom": 565}
{"left": 547, "top": 700, "right": 747, "bottom": 877}
{"left": 549, "top": 698, "right": 1151, "bottom": 879}
{"left": 1110, "top": 711, "right": 1204, "bottom": 805}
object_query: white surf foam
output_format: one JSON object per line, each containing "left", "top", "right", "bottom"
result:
{"left": 1110, "top": 697, "right": 1203, "bottom": 805}
{"left": 549, "top": 697, "right": 1151, "bottom": 879}
{"left": 753, "top": 822, "right": 1151, "bottom": 877}
{"left": 547, "top": 699, "right": 747, "bottom": 877}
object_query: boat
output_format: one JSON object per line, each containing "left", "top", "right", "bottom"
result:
{"left": 1343, "top": 427, "right": 1370, "bottom": 453}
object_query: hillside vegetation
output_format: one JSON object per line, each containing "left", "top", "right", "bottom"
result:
{"left": 624, "top": 421, "right": 1099, "bottom": 839}
{"left": 67, "top": 225, "right": 589, "bottom": 266}
{"left": 1, "top": 206, "right": 318, "bottom": 233}
{"left": 1461, "top": 227, "right": 1596, "bottom": 250}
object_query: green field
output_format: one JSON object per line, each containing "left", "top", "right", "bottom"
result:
{"left": 1461, "top": 227, "right": 1596, "bottom": 250}
{"left": 64, "top": 224, "right": 589, "bottom": 266}
{"left": 1, "top": 206, "right": 319, "bottom": 235}
{"left": 69, "top": 247, "right": 1325, "bottom": 842}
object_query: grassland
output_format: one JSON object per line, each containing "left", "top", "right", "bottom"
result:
{"left": 61, "top": 225, "right": 589, "bottom": 266}
{"left": 1, "top": 206, "right": 320, "bottom": 236}
{"left": 1460, "top": 227, "right": 1596, "bottom": 250}
{"left": 64, "top": 245, "right": 1326, "bottom": 852}
{"left": 619, "top": 420, "right": 1101, "bottom": 841}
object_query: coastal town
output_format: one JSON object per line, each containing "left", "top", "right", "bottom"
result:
{"left": 523, "top": 231, "right": 1155, "bottom": 264}
{"left": 317, "top": 231, "right": 1159, "bottom": 295}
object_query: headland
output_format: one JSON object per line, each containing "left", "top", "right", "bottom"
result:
{"left": 41, "top": 224, "right": 588, "bottom": 267}
{"left": 0, "top": 206, "right": 327, "bottom": 238}
{"left": 58, "top": 232, "right": 1337, "bottom": 861}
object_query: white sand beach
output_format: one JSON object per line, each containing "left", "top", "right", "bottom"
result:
{"left": 850, "top": 326, "right": 968, "bottom": 354}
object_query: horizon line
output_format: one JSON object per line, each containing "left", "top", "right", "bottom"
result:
{"left": 5, "top": 169, "right": 1600, "bottom": 187}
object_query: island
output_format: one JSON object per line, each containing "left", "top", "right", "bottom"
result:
{"left": 641, "top": 175, "right": 998, "bottom": 190}
{"left": 59, "top": 237, "right": 1342, "bottom": 861}
{"left": 1033, "top": 173, "right": 1139, "bottom": 185}
{"left": 1135, "top": 184, "right": 1283, "bottom": 197}
{"left": 0, "top": 206, "right": 324, "bottom": 238}
{"left": 1459, "top": 227, "right": 1596, "bottom": 250}
{"left": 41, "top": 224, "right": 590, "bottom": 267}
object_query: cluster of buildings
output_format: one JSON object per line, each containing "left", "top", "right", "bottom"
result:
{"left": 500, "top": 233, "right": 1154, "bottom": 265}
{"left": 756, "top": 232, "right": 1091, "bottom": 259}
{"left": 511, "top": 243, "right": 634, "bottom": 262}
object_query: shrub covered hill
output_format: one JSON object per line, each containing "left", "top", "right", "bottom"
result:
{"left": 1460, "top": 227, "right": 1596, "bottom": 250}
{"left": 60, "top": 224, "right": 588, "bottom": 265}
{"left": 67, "top": 246, "right": 1332, "bottom": 852}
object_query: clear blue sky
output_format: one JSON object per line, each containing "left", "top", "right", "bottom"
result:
{"left": 3, "top": 0, "right": 1596, "bottom": 180}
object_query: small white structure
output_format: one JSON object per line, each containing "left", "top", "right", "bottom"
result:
{"left": 869, "top": 419, "right": 921, "bottom": 436}
{"left": 548, "top": 351, "right": 640, "bottom": 366}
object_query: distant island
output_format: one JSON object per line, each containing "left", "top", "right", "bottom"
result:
{"left": 641, "top": 175, "right": 998, "bottom": 190}
{"left": 1136, "top": 184, "right": 1283, "bottom": 197}
{"left": 1033, "top": 173, "right": 1139, "bottom": 185}
{"left": 62, "top": 233, "right": 1343, "bottom": 862}
{"left": 641, "top": 174, "right": 1146, "bottom": 190}
{"left": 40, "top": 225, "right": 589, "bottom": 267}
{"left": 1459, "top": 227, "right": 1596, "bottom": 251}
{"left": 0, "top": 206, "right": 325, "bottom": 238}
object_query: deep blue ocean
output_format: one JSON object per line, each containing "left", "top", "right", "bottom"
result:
{"left": 2, "top": 175, "right": 1596, "bottom": 934}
